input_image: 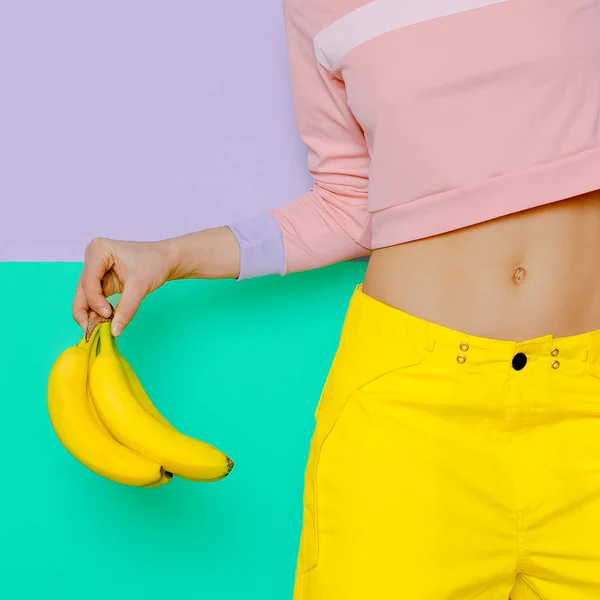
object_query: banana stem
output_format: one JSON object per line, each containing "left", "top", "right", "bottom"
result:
{"left": 85, "top": 306, "right": 113, "bottom": 342}
{"left": 89, "top": 326, "right": 101, "bottom": 364}
{"left": 98, "top": 322, "right": 117, "bottom": 356}
{"left": 77, "top": 325, "right": 100, "bottom": 350}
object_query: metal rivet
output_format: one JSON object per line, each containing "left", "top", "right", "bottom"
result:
{"left": 460, "top": 342, "right": 469, "bottom": 352}
{"left": 551, "top": 348, "right": 559, "bottom": 357}
{"left": 457, "top": 355, "right": 466, "bottom": 364}
{"left": 552, "top": 360, "right": 560, "bottom": 369}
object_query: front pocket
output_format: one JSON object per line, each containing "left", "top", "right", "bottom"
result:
{"left": 297, "top": 347, "right": 427, "bottom": 574}
{"left": 296, "top": 432, "right": 320, "bottom": 574}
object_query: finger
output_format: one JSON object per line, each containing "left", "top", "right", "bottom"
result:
{"left": 100, "top": 270, "right": 122, "bottom": 298}
{"left": 81, "top": 239, "right": 115, "bottom": 318}
{"left": 111, "top": 281, "right": 147, "bottom": 337}
{"left": 72, "top": 280, "right": 90, "bottom": 331}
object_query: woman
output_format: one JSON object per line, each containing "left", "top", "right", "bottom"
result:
{"left": 73, "top": 0, "right": 600, "bottom": 598}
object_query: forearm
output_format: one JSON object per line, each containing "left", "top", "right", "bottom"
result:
{"left": 165, "top": 226, "right": 241, "bottom": 281}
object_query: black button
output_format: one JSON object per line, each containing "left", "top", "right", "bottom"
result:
{"left": 512, "top": 352, "right": 527, "bottom": 371}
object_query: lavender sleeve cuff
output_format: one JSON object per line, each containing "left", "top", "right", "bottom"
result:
{"left": 227, "top": 211, "right": 286, "bottom": 281}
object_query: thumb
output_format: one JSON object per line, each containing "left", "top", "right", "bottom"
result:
{"left": 111, "top": 281, "right": 147, "bottom": 337}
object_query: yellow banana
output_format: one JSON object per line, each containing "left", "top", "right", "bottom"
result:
{"left": 47, "top": 327, "right": 173, "bottom": 487}
{"left": 88, "top": 331, "right": 112, "bottom": 435}
{"left": 89, "top": 322, "right": 234, "bottom": 482}
{"left": 87, "top": 331, "right": 173, "bottom": 488}
{"left": 115, "top": 350, "right": 175, "bottom": 431}
{"left": 88, "top": 330, "right": 173, "bottom": 488}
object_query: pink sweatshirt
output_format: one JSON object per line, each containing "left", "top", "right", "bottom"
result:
{"left": 228, "top": 0, "right": 600, "bottom": 280}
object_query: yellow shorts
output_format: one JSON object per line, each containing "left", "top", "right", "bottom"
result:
{"left": 293, "top": 284, "right": 600, "bottom": 600}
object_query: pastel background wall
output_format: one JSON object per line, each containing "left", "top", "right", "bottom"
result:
{"left": 0, "top": 2, "right": 366, "bottom": 599}
{"left": 1, "top": 0, "right": 312, "bottom": 260}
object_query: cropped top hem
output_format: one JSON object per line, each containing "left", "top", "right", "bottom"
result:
{"left": 230, "top": 145, "right": 600, "bottom": 280}
{"left": 373, "top": 146, "right": 600, "bottom": 247}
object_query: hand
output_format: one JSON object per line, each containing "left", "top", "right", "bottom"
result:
{"left": 73, "top": 237, "right": 176, "bottom": 337}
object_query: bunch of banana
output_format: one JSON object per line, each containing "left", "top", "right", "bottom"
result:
{"left": 47, "top": 316, "right": 234, "bottom": 487}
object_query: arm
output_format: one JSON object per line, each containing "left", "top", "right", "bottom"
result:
{"left": 228, "top": 0, "right": 372, "bottom": 280}
{"left": 73, "top": 1, "right": 371, "bottom": 335}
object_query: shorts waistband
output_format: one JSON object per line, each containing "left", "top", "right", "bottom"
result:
{"left": 349, "top": 284, "right": 600, "bottom": 369}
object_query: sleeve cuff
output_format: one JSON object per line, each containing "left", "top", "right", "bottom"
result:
{"left": 227, "top": 211, "right": 286, "bottom": 281}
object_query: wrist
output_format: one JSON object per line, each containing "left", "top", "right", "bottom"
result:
{"left": 162, "top": 228, "right": 240, "bottom": 281}
{"left": 159, "top": 236, "right": 190, "bottom": 282}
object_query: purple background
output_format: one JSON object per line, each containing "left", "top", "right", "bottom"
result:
{"left": 0, "top": 1, "right": 312, "bottom": 262}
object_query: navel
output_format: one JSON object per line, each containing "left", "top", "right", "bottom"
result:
{"left": 513, "top": 267, "right": 527, "bottom": 284}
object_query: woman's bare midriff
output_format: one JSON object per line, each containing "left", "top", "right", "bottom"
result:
{"left": 362, "top": 189, "right": 600, "bottom": 341}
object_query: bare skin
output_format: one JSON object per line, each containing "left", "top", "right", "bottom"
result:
{"left": 74, "top": 189, "right": 600, "bottom": 343}
{"left": 363, "top": 188, "right": 600, "bottom": 341}
{"left": 72, "top": 227, "right": 242, "bottom": 336}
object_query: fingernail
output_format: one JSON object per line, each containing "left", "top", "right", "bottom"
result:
{"left": 100, "top": 307, "right": 111, "bottom": 318}
{"left": 111, "top": 321, "right": 123, "bottom": 337}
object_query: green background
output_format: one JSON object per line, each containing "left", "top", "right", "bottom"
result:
{"left": 0, "top": 261, "right": 365, "bottom": 600}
